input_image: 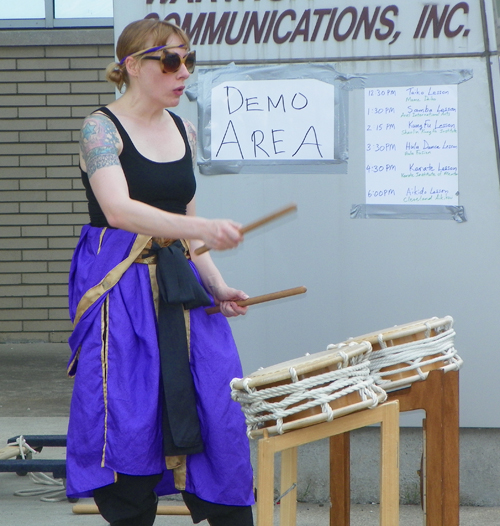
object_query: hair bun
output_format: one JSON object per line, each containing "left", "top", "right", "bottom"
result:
{"left": 105, "top": 61, "right": 126, "bottom": 92}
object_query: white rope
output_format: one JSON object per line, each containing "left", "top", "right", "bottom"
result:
{"left": 326, "top": 342, "right": 373, "bottom": 367}
{"left": 13, "top": 436, "right": 38, "bottom": 460}
{"left": 231, "top": 318, "right": 463, "bottom": 437}
{"left": 231, "top": 360, "right": 387, "bottom": 437}
{"left": 234, "top": 362, "right": 365, "bottom": 404}
{"left": 13, "top": 472, "right": 66, "bottom": 502}
{"left": 369, "top": 327, "right": 462, "bottom": 389}
{"left": 6, "top": 436, "right": 67, "bottom": 502}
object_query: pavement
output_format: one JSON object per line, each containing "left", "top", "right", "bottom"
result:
{"left": 1, "top": 343, "right": 499, "bottom": 525}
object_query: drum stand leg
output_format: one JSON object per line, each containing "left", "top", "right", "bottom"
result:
{"left": 379, "top": 402, "right": 400, "bottom": 526}
{"left": 329, "top": 369, "right": 459, "bottom": 526}
{"left": 329, "top": 433, "right": 350, "bottom": 526}
{"left": 420, "top": 370, "right": 459, "bottom": 526}
{"left": 257, "top": 401, "right": 399, "bottom": 526}
{"left": 280, "top": 447, "right": 298, "bottom": 526}
{"left": 255, "top": 440, "right": 300, "bottom": 526}
{"left": 257, "top": 433, "right": 276, "bottom": 526}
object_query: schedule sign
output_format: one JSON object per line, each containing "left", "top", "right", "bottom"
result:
{"left": 365, "top": 84, "right": 458, "bottom": 206}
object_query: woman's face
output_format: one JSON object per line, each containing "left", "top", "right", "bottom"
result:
{"left": 134, "top": 34, "right": 192, "bottom": 108}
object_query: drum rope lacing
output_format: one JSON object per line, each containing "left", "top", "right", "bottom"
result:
{"left": 231, "top": 349, "right": 387, "bottom": 437}
{"left": 364, "top": 323, "right": 462, "bottom": 390}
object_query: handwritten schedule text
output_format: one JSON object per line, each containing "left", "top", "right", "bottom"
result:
{"left": 365, "top": 84, "right": 458, "bottom": 206}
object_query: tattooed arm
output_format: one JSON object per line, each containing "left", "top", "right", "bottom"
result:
{"left": 79, "top": 112, "right": 243, "bottom": 251}
{"left": 183, "top": 118, "right": 197, "bottom": 172}
{"left": 79, "top": 113, "right": 122, "bottom": 177}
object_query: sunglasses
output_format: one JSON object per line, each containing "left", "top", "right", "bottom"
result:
{"left": 119, "top": 45, "right": 196, "bottom": 74}
{"left": 143, "top": 49, "right": 196, "bottom": 74}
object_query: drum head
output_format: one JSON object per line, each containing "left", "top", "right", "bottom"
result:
{"left": 231, "top": 341, "right": 372, "bottom": 390}
{"left": 346, "top": 316, "right": 453, "bottom": 349}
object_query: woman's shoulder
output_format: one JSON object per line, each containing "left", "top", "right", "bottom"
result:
{"left": 165, "top": 110, "right": 194, "bottom": 129}
{"left": 180, "top": 116, "right": 196, "bottom": 156}
{"left": 181, "top": 117, "right": 196, "bottom": 139}
{"left": 81, "top": 107, "right": 115, "bottom": 127}
{"left": 79, "top": 107, "right": 123, "bottom": 163}
{"left": 81, "top": 109, "right": 120, "bottom": 143}
{"left": 165, "top": 110, "right": 196, "bottom": 150}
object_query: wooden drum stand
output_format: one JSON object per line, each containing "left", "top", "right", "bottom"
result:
{"left": 329, "top": 369, "right": 459, "bottom": 526}
{"left": 256, "top": 401, "right": 400, "bottom": 526}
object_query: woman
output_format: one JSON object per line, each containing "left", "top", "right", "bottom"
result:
{"left": 66, "top": 18, "right": 254, "bottom": 526}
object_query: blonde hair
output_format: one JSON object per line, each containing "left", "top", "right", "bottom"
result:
{"left": 106, "top": 19, "right": 190, "bottom": 92}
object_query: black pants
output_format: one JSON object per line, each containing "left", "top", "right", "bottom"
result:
{"left": 93, "top": 473, "right": 253, "bottom": 526}
{"left": 182, "top": 490, "right": 254, "bottom": 526}
{"left": 93, "top": 473, "right": 162, "bottom": 526}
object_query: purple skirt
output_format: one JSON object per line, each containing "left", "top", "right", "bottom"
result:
{"left": 66, "top": 225, "right": 254, "bottom": 506}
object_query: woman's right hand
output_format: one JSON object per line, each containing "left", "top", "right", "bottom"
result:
{"left": 202, "top": 219, "right": 244, "bottom": 250}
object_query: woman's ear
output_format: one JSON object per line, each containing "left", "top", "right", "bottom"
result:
{"left": 125, "top": 56, "right": 141, "bottom": 79}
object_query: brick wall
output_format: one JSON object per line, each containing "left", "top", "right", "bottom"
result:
{"left": 0, "top": 28, "right": 115, "bottom": 343}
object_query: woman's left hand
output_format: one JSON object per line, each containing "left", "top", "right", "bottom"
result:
{"left": 211, "top": 285, "right": 249, "bottom": 317}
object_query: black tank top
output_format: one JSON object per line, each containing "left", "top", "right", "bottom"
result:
{"left": 81, "top": 106, "right": 196, "bottom": 227}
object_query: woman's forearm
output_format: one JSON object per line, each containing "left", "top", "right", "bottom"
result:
{"left": 190, "top": 239, "right": 228, "bottom": 293}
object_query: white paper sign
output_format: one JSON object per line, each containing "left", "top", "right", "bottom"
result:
{"left": 365, "top": 84, "right": 458, "bottom": 206}
{"left": 211, "top": 78, "right": 335, "bottom": 161}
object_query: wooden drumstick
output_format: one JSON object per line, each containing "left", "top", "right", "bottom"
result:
{"left": 205, "top": 286, "right": 307, "bottom": 315}
{"left": 194, "top": 203, "right": 297, "bottom": 256}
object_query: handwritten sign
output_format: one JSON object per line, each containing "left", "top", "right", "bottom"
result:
{"left": 365, "top": 84, "right": 458, "bottom": 206}
{"left": 211, "top": 78, "right": 335, "bottom": 162}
